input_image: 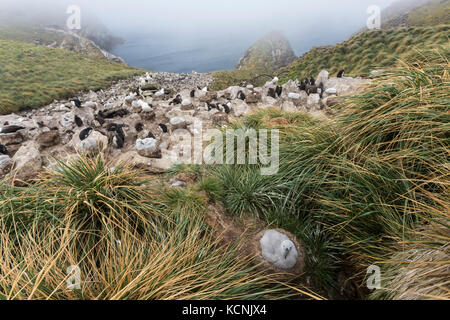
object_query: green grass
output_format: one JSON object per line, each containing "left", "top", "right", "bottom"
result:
{"left": 207, "top": 47, "right": 450, "bottom": 298}
{"left": 0, "top": 156, "right": 300, "bottom": 300}
{"left": 0, "top": 39, "right": 145, "bottom": 114}
{"left": 382, "top": 0, "right": 450, "bottom": 29}
{"left": 210, "top": 68, "right": 269, "bottom": 91}
{"left": 279, "top": 25, "right": 449, "bottom": 83}
{"left": 407, "top": 0, "right": 450, "bottom": 27}
{"left": 211, "top": 25, "right": 449, "bottom": 90}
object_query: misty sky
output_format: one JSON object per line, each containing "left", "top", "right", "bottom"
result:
{"left": 80, "top": 0, "right": 397, "bottom": 50}
{"left": 1, "top": 0, "right": 396, "bottom": 45}
{"left": 1, "top": 0, "right": 398, "bottom": 72}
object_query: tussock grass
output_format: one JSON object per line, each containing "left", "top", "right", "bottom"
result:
{"left": 0, "top": 156, "right": 297, "bottom": 300}
{"left": 279, "top": 25, "right": 449, "bottom": 83}
{"left": 0, "top": 39, "right": 144, "bottom": 114}
{"left": 209, "top": 48, "right": 450, "bottom": 298}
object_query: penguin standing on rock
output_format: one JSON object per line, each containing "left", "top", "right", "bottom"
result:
{"left": 107, "top": 124, "right": 126, "bottom": 149}
{"left": 79, "top": 127, "right": 93, "bottom": 141}
{"left": 337, "top": 70, "right": 345, "bottom": 78}
{"left": 74, "top": 115, "right": 83, "bottom": 127}
{"left": 135, "top": 122, "right": 144, "bottom": 132}
{"left": 237, "top": 90, "right": 246, "bottom": 100}
{"left": 267, "top": 87, "right": 276, "bottom": 98}
{"left": 309, "top": 76, "right": 315, "bottom": 86}
{"left": 169, "top": 95, "right": 182, "bottom": 105}
{"left": 159, "top": 123, "right": 168, "bottom": 133}
{"left": 223, "top": 103, "right": 231, "bottom": 114}
{"left": 114, "top": 127, "right": 125, "bottom": 149}
{"left": 71, "top": 99, "right": 82, "bottom": 108}
{"left": 190, "top": 89, "right": 196, "bottom": 98}
{"left": 299, "top": 80, "right": 306, "bottom": 91}
{"left": 134, "top": 86, "right": 142, "bottom": 97}
{"left": 275, "top": 85, "right": 283, "bottom": 97}
{"left": 0, "top": 143, "right": 8, "bottom": 155}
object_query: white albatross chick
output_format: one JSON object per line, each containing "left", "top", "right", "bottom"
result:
{"left": 260, "top": 230, "right": 298, "bottom": 270}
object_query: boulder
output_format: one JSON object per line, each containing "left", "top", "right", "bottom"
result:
{"left": 316, "top": 70, "right": 329, "bottom": 85}
{"left": 325, "top": 88, "right": 337, "bottom": 95}
{"left": 199, "top": 92, "right": 218, "bottom": 103}
{"left": 60, "top": 112, "right": 75, "bottom": 127}
{"left": 180, "top": 99, "right": 194, "bottom": 110}
{"left": 84, "top": 101, "right": 97, "bottom": 109}
{"left": 0, "top": 132, "right": 24, "bottom": 146}
{"left": 245, "top": 91, "right": 262, "bottom": 104}
{"left": 281, "top": 80, "right": 300, "bottom": 97}
{"left": 307, "top": 94, "right": 321, "bottom": 111}
{"left": 12, "top": 141, "right": 42, "bottom": 181}
{"left": 281, "top": 101, "right": 297, "bottom": 112}
{"left": 136, "top": 138, "right": 162, "bottom": 158}
{"left": 170, "top": 117, "right": 187, "bottom": 130}
{"left": 72, "top": 130, "right": 108, "bottom": 156}
{"left": 262, "top": 96, "right": 278, "bottom": 106}
{"left": 0, "top": 155, "right": 13, "bottom": 177}
{"left": 288, "top": 92, "right": 301, "bottom": 100}
{"left": 232, "top": 100, "right": 250, "bottom": 117}
{"left": 36, "top": 130, "right": 60, "bottom": 150}
{"left": 212, "top": 113, "right": 229, "bottom": 126}
{"left": 322, "top": 95, "right": 341, "bottom": 108}
{"left": 325, "top": 77, "right": 370, "bottom": 96}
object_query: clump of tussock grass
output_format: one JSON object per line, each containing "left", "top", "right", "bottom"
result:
{"left": 370, "top": 188, "right": 450, "bottom": 300}
{"left": 0, "top": 215, "right": 294, "bottom": 300}
{"left": 0, "top": 156, "right": 300, "bottom": 300}
{"left": 0, "top": 156, "right": 162, "bottom": 242}
{"left": 209, "top": 48, "right": 449, "bottom": 298}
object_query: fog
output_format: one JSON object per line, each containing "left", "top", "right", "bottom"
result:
{"left": 0, "top": 0, "right": 397, "bottom": 72}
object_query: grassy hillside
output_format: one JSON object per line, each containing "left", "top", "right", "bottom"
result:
{"left": 279, "top": 25, "right": 449, "bottom": 83}
{"left": 0, "top": 39, "right": 144, "bottom": 114}
{"left": 381, "top": 0, "right": 450, "bottom": 28}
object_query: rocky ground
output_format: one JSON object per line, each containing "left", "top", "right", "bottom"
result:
{"left": 0, "top": 70, "right": 369, "bottom": 182}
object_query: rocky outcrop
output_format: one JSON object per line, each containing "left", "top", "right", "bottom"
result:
{"left": 236, "top": 31, "right": 296, "bottom": 71}
{"left": 44, "top": 27, "right": 126, "bottom": 64}
{"left": 0, "top": 70, "right": 369, "bottom": 181}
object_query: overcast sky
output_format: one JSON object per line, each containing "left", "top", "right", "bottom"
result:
{"left": 1, "top": 0, "right": 398, "bottom": 57}
{"left": 78, "top": 0, "right": 396, "bottom": 39}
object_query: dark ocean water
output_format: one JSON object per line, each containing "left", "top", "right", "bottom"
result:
{"left": 110, "top": 33, "right": 256, "bottom": 73}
